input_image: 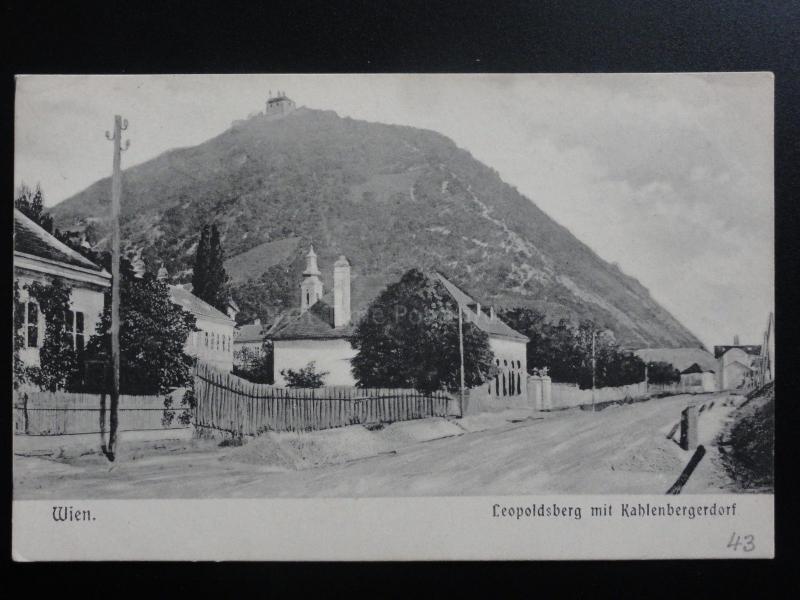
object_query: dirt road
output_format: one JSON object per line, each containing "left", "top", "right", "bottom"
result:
{"left": 14, "top": 392, "right": 736, "bottom": 499}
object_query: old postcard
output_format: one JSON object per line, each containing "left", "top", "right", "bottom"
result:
{"left": 12, "top": 73, "right": 774, "bottom": 560}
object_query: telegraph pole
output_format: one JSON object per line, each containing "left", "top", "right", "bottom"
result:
{"left": 104, "top": 115, "right": 130, "bottom": 461}
{"left": 458, "top": 304, "right": 465, "bottom": 417}
{"left": 591, "top": 330, "right": 596, "bottom": 412}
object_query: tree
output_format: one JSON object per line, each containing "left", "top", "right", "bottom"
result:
{"left": 351, "top": 269, "right": 495, "bottom": 394}
{"left": 233, "top": 341, "right": 274, "bottom": 384}
{"left": 281, "top": 361, "right": 328, "bottom": 388}
{"left": 192, "top": 223, "right": 230, "bottom": 313}
{"left": 25, "top": 278, "right": 81, "bottom": 392}
{"left": 647, "top": 361, "right": 681, "bottom": 385}
{"left": 15, "top": 183, "right": 54, "bottom": 234}
{"left": 84, "top": 258, "right": 197, "bottom": 395}
{"left": 13, "top": 280, "right": 29, "bottom": 389}
{"left": 499, "top": 309, "right": 645, "bottom": 389}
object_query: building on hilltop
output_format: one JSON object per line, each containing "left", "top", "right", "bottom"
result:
{"left": 265, "top": 90, "right": 295, "bottom": 117}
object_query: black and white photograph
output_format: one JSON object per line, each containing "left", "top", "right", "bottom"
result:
{"left": 12, "top": 73, "right": 775, "bottom": 559}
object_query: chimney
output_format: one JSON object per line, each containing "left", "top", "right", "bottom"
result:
{"left": 490, "top": 306, "right": 496, "bottom": 321}
{"left": 476, "top": 302, "right": 481, "bottom": 317}
{"left": 333, "top": 255, "right": 351, "bottom": 328}
{"left": 734, "top": 334, "right": 740, "bottom": 346}
{"left": 254, "top": 318, "right": 261, "bottom": 326}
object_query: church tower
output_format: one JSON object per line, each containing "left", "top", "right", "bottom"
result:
{"left": 300, "top": 245, "right": 323, "bottom": 313}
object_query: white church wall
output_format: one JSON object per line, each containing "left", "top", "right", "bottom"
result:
{"left": 273, "top": 338, "right": 357, "bottom": 387}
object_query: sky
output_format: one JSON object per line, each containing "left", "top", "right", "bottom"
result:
{"left": 14, "top": 73, "right": 774, "bottom": 350}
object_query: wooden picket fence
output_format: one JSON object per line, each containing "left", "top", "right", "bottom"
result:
{"left": 193, "top": 362, "right": 453, "bottom": 436}
{"left": 13, "top": 391, "right": 186, "bottom": 436}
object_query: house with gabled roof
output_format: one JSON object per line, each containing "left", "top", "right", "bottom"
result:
{"left": 634, "top": 346, "right": 719, "bottom": 392}
{"left": 714, "top": 337, "right": 761, "bottom": 390}
{"left": 157, "top": 267, "right": 235, "bottom": 373}
{"left": 13, "top": 208, "right": 111, "bottom": 374}
{"left": 269, "top": 246, "right": 529, "bottom": 407}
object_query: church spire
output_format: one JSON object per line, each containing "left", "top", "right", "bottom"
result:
{"left": 303, "top": 244, "right": 321, "bottom": 276}
{"left": 300, "top": 245, "right": 323, "bottom": 313}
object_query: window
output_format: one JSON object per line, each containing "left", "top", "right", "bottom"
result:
{"left": 205, "top": 332, "right": 208, "bottom": 347}
{"left": 27, "top": 302, "right": 39, "bottom": 348}
{"left": 63, "top": 310, "right": 85, "bottom": 352}
{"left": 495, "top": 375, "right": 499, "bottom": 396}
{"left": 75, "top": 312, "right": 84, "bottom": 352}
{"left": 517, "top": 372, "right": 521, "bottom": 394}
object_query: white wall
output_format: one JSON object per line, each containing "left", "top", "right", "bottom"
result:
{"left": 545, "top": 381, "right": 649, "bottom": 410}
{"left": 680, "top": 371, "right": 718, "bottom": 393}
{"left": 273, "top": 338, "right": 357, "bottom": 387}
{"left": 461, "top": 336, "right": 528, "bottom": 414}
{"left": 15, "top": 270, "right": 105, "bottom": 369}
{"left": 186, "top": 316, "right": 235, "bottom": 372}
{"left": 485, "top": 337, "right": 528, "bottom": 399}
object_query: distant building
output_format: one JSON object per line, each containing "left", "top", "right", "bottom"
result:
{"left": 161, "top": 268, "right": 235, "bottom": 372}
{"left": 13, "top": 209, "right": 111, "bottom": 375}
{"left": 233, "top": 318, "right": 268, "bottom": 366}
{"left": 714, "top": 337, "right": 761, "bottom": 390}
{"left": 265, "top": 90, "right": 296, "bottom": 117}
{"left": 633, "top": 347, "right": 719, "bottom": 393}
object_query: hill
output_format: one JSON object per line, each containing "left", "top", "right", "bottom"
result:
{"left": 50, "top": 106, "right": 702, "bottom": 348}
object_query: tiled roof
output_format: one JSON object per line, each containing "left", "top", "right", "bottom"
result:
{"left": 14, "top": 208, "right": 106, "bottom": 273}
{"left": 634, "top": 347, "right": 718, "bottom": 373}
{"left": 713, "top": 345, "right": 762, "bottom": 359}
{"left": 433, "top": 272, "right": 529, "bottom": 342}
{"left": 169, "top": 285, "right": 233, "bottom": 324}
{"left": 269, "top": 300, "right": 355, "bottom": 340}
{"left": 235, "top": 322, "right": 267, "bottom": 343}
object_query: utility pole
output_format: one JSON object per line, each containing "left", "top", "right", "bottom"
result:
{"left": 591, "top": 329, "right": 596, "bottom": 412}
{"left": 458, "top": 304, "right": 466, "bottom": 418}
{"left": 104, "top": 115, "right": 130, "bottom": 461}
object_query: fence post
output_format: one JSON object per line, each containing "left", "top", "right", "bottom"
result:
{"left": 680, "top": 405, "right": 698, "bottom": 450}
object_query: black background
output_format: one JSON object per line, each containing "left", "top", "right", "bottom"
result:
{"left": 3, "top": 0, "right": 798, "bottom": 593}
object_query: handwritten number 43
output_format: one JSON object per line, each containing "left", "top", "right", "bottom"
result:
{"left": 727, "top": 532, "right": 755, "bottom": 552}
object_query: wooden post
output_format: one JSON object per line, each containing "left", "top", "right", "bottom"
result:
{"left": 104, "top": 115, "right": 129, "bottom": 461}
{"left": 679, "top": 405, "right": 698, "bottom": 451}
{"left": 458, "top": 304, "right": 465, "bottom": 418}
{"left": 591, "top": 330, "right": 596, "bottom": 412}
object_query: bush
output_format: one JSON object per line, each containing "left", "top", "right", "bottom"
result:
{"left": 351, "top": 269, "right": 495, "bottom": 394}
{"left": 232, "top": 343, "right": 274, "bottom": 384}
{"left": 646, "top": 361, "right": 681, "bottom": 385}
{"left": 281, "top": 361, "right": 328, "bottom": 388}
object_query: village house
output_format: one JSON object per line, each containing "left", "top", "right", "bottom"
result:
{"left": 157, "top": 265, "right": 236, "bottom": 373}
{"left": 13, "top": 209, "right": 111, "bottom": 374}
{"left": 714, "top": 336, "right": 761, "bottom": 390}
{"left": 268, "top": 246, "right": 529, "bottom": 408}
{"left": 233, "top": 318, "right": 267, "bottom": 355}
{"left": 634, "top": 347, "right": 719, "bottom": 393}
{"left": 268, "top": 246, "right": 356, "bottom": 386}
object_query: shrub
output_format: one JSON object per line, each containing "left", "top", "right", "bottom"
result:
{"left": 281, "top": 361, "right": 328, "bottom": 388}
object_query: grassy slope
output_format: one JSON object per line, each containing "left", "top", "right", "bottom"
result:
{"left": 718, "top": 383, "right": 774, "bottom": 492}
{"left": 50, "top": 107, "right": 702, "bottom": 348}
